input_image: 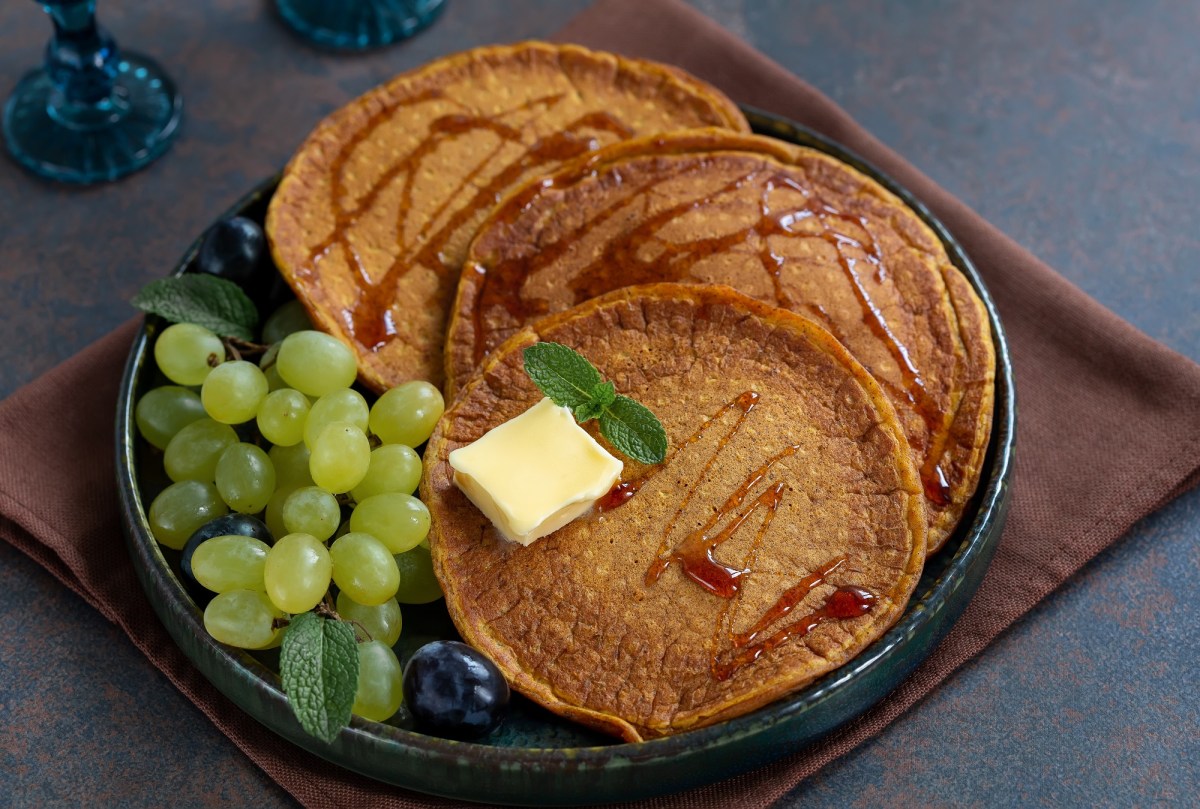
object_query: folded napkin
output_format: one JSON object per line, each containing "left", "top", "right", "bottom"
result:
{"left": 3, "top": 0, "right": 1199, "bottom": 807}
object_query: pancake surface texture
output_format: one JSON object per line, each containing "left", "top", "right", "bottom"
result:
{"left": 266, "top": 42, "right": 748, "bottom": 392}
{"left": 449, "top": 131, "right": 995, "bottom": 550}
{"left": 424, "top": 284, "right": 926, "bottom": 741}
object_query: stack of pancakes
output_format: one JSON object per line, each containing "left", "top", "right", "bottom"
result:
{"left": 266, "top": 42, "right": 995, "bottom": 742}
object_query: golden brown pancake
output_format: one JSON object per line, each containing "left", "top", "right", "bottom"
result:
{"left": 424, "top": 284, "right": 926, "bottom": 741}
{"left": 448, "top": 130, "right": 995, "bottom": 551}
{"left": 265, "top": 42, "right": 748, "bottom": 392}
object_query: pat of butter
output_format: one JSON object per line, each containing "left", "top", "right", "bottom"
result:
{"left": 449, "top": 397, "right": 623, "bottom": 546}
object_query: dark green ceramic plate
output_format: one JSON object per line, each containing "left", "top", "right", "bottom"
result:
{"left": 116, "top": 108, "right": 1016, "bottom": 806}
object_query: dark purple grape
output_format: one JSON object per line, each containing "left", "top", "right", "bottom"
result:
{"left": 402, "top": 641, "right": 509, "bottom": 740}
{"left": 180, "top": 513, "right": 273, "bottom": 599}
{"left": 195, "top": 217, "right": 267, "bottom": 288}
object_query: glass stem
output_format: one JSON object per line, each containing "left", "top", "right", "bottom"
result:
{"left": 42, "top": 0, "right": 124, "bottom": 125}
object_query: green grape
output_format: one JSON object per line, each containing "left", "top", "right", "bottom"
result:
{"left": 163, "top": 418, "right": 238, "bottom": 482}
{"left": 259, "top": 343, "right": 286, "bottom": 391}
{"left": 149, "top": 480, "right": 228, "bottom": 549}
{"left": 135, "top": 385, "right": 207, "bottom": 450}
{"left": 309, "top": 421, "right": 370, "bottom": 493}
{"left": 393, "top": 544, "right": 443, "bottom": 604}
{"left": 351, "top": 640, "right": 404, "bottom": 722}
{"left": 259, "top": 341, "right": 280, "bottom": 369}
{"left": 257, "top": 388, "right": 310, "bottom": 447}
{"left": 192, "top": 535, "right": 270, "bottom": 593}
{"left": 269, "top": 442, "right": 313, "bottom": 490}
{"left": 262, "top": 622, "right": 287, "bottom": 650}
{"left": 330, "top": 532, "right": 400, "bottom": 606}
{"left": 154, "top": 323, "right": 224, "bottom": 386}
{"left": 303, "top": 389, "right": 369, "bottom": 449}
{"left": 264, "top": 486, "right": 297, "bottom": 541}
{"left": 264, "top": 364, "right": 287, "bottom": 392}
{"left": 264, "top": 533, "right": 332, "bottom": 613}
{"left": 262, "top": 299, "right": 313, "bottom": 345}
{"left": 201, "top": 360, "right": 268, "bottom": 424}
{"left": 264, "top": 445, "right": 312, "bottom": 539}
{"left": 215, "top": 443, "right": 276, "bottom": 513}
{"left": 336, "top": 592, "right": 402, "bottom": 646}
{"left": 368, "top": 381, "right": 444, "bottom": 447}
{"left": 282, "top": 486, "right": 340, "bottom": 541}
{"left": 351, "top": 444, "right": 422, "bottom": 501}
{"left": 203, "top": 590, "right": 284, "bottom": 650}
{"left": 349, "top": 493, "right": 430, "bottom": 554}
{"left": 276, "top": 331, "right": 357, "bottom": 397}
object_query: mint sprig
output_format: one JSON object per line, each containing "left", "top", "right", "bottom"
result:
{"left": 523, "top": 342, "right": 668, "bottom": 464}
{"left": 280, "top": 611, "right": 360, "bottom": 743}
{"left": 522, "top": 342, "right": 603, "bottom": 409}
{"left": 132, "top": 274, "right": 259, "bottom": 341}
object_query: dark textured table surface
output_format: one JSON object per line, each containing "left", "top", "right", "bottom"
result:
{"left": 1, "top": 1, "right": 1197, "bottom": 806}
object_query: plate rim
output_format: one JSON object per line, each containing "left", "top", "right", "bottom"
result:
{"left": 114, "top": 106, "right": 1016, "bottom": 803}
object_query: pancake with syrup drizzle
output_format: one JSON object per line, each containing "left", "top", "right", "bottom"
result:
{"left": 423, "top": 284, "right": 926, "bottom": 741}
{"left": 447, "top": 130, "right": 995, "bottom": 551}
{"left": 265, "top": 42, "right": 748, "bottom": 392}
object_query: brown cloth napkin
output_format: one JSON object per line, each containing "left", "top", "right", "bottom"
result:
{"left": 3, "top": 0, "right": 1200, "bottom": 806}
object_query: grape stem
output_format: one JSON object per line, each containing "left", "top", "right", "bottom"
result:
{"left": 313, "top": 596, "right": 371, "bottom": 642}
{"left": 222, "top": 336, "right": 270, "bottom": 362}
{"left": 317, "top": 593, "right": 337, "bottom": 616}
{"left": 346, "top": 618, "right": 373, "bottom": 643}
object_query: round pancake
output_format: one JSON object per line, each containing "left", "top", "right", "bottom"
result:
{"left": 265, "top": 42, "right": 748, "bottom": 392}
{"left": 448, "top": 130, "right": 995, "bottom": 551}
{"left": 424, "top": 283, "right": 926, "bottom": 742}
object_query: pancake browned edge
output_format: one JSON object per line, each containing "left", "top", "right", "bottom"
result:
{"left": 265, "top": 41, "right": 749, "bottom": 393}
{"left": 423, "top": 283, "right": 926, "bottom": 742}
{"left": 447, "top": 129, "right": 995, "bottom": 552}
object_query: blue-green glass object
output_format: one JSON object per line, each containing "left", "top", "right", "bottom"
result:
{"left": 117, "top": 109, "right": 1015, "bottom": 804}
{"left": 275, "top": 0, "right": 446, "bottom": 51}
{"left": 3, "top": 0, "right": 182, "bottom": 184}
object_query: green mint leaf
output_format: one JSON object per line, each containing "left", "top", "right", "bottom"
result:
{"left": 590, "top": 381, "right": 616, "bottom": 408}
{"left": 522, "top": 342, "right": 603, "bottom": 409}
{"left": 573, "top": 381, "right": 615, "bottom": 423}
{"left": 573, "top": 400, "right": 606, "bottom": 423}
{"left": 132, "top": 274, "right": 259, "bottom": 341}
{"left": 521, "top": 341, "right": 668, "bottom": 464}
{"left": 600, "top": 395, "right": 668, "bottom": 464}
{"left": 280, "top": 612, "right": 359, "bottom": 743}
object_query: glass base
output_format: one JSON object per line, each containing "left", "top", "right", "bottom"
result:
{"left": 3, "top": 51, "right": 182, "bottom": 185}
{"left": 275, "top": 0, "right": 446, "bottom": 50}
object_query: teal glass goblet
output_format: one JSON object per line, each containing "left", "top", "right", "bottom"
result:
{"left": 275, "top": 0, "right": 446, "bottom": 51}
{"left": 3, "top": 0, "right": 182, "bottom": 184}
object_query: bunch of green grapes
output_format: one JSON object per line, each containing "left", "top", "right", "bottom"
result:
{"left": 137, "top": 314, "right": 445, "bottom": 723}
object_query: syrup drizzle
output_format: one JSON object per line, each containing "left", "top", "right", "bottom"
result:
{"left": 645, "top": 447, "right": 796, "bottom": 599}
{"left": 306, "top": 89, "right": 636, "bottom": 351}
{"left": 712, "top": 584, "right": 876, "bottom": 681}
{"left": 731, "top": 556, "right": 848, "bottom": 647}
{"left": 471, "top": 160, "right": 956, "bottom": 509}
{"left": 641, "top": 390, "right": 761, "bottom": 587}
{"left": 595, "top": 481, "right": 641, "bottom": 512}
{"left": 636, "top": 391, "right": 876, "bottom": 681}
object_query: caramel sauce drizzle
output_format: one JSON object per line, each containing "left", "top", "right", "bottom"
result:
{"left": 473, "top": 164, "right": 956, "bottom": 509}
{"left": 635, "top": 391, "right": 876, "bottom": 681}
{"left": 305, "top": 89, "right": 636, "bottom": 350}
